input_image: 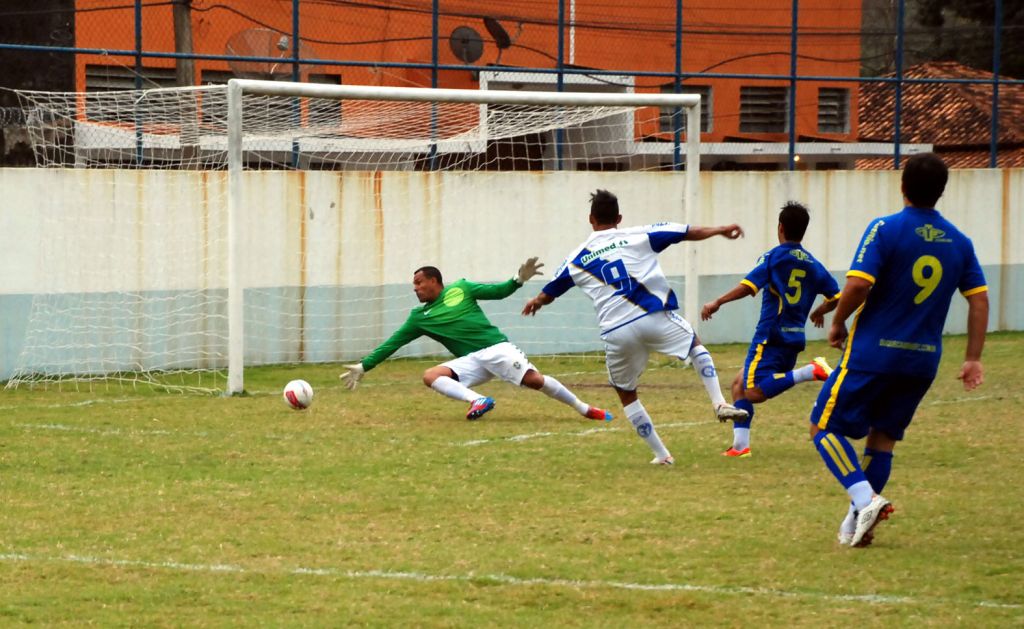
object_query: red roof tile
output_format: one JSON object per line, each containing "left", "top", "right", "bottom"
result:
{"left": 858, "top": 61, "right": 1024, "bottom": 168}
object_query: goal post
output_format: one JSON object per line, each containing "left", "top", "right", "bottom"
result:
{"left": 224, "top": 79, "right": 702, "bottom": 394}
{"left": 8, "top": 80, "right": 702, "bottom": 395}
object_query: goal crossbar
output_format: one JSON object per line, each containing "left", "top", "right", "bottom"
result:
{"left": 223, "top": 80, "right": 702, "bottom": 394}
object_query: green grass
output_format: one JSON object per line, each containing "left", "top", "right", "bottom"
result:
{"left": 1, "top": 333, "right": 1022, "bottom": 626}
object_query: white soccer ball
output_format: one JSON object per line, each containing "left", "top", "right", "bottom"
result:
{"left": 282, "top": 379, "right": 314, "bottom": 410}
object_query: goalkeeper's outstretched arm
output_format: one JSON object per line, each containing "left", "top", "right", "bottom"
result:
{"left": 340, "top": 321, "right": 422, "bottom": 390}
{"left": 465, "top": 257, "right": 546, "bottom": 301}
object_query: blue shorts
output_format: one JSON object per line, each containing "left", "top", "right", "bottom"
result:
{"left": 809, "top": 366, "right": 934, "bottom": 440}
{"left": 743, "top": 342, "right": 800, "bottom": 391}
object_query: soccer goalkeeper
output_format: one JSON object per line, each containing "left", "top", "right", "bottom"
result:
{"left": 339, "top": 258, "right": 613, "bottom": 422}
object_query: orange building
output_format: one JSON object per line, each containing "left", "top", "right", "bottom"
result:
{"left": 75, "top": 1, "right": 863, "bottom": 164}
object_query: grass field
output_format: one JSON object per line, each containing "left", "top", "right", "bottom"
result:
{"left": 1, "top": 333, "right": 1022, "bottom": 626}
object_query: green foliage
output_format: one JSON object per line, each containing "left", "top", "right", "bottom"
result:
{"left": 0, "top": 334, "right": 1021, "bottom": 625}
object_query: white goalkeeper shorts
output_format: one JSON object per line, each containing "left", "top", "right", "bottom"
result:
{"left": 442, "top": 341, "right": 537, "bottom": 388}
{"left": 602, "top": 310, "right": 696, "bottom": 391}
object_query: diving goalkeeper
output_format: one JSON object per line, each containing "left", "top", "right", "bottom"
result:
{"left": 339, "top": 258, "right": 613, "bottom": 422}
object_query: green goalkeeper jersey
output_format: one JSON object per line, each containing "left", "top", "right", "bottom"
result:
{"left": 360, "top": 278, "right": 521, "bottom": 371}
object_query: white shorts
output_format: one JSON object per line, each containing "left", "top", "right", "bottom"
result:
{"left": 602, "top": 311, "right": 695, "bottom": 391}
{"left": 442, "top": 341, "right": 537, "bottom": 388}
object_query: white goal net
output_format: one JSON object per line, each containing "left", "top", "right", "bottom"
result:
{"left": 8, "top": 80, "right": 700, "bottom": 394}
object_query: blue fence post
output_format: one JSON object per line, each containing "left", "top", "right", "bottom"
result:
{"left": 673, "top": 0, "right": 683, "bottom": 171}
{"left": 893, "top": 0, "right": 905, "bottom": 170}
{"left": 787, "top": 0, "right": 798, "bottom": 170}
{"left": 429, "top": 0, "right": 439, "bottom": 170}
{"left": 989, "top": 0, "right": 1003, "bottom": 168}
{"left": 556, "top": 0, "right": 565, "bottom": 170}
{"left": 134, "top": 0, "right": 144, "bottom": 164}
{"left": 291, "top": 0, "right": 301, "bottom": 167}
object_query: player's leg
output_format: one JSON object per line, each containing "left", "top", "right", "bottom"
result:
{"left": 757, "top": 355, "right": 833, "bottom": 398}
{"left": 604, "top": 326, "right": 672, "bottom": 463}
{"left": 724, "top": 344, "right": 765, "bottom": 457}
{"left": 808, "top": 368, "right": 893, "bottom": 547}
{"left": 520, "top": 368, "right": 613, "bottom": 422}
{"left": 431, "top": 355, "right": 495, "bottom": 420}
{"left": 478, "top": 342, "right": 612, "bottom": 421}
{"left": 651, "top": 312, "right": 748, "bottom": 422}
{"left": 842, "top": 376, "right": 929, "bottom": 544}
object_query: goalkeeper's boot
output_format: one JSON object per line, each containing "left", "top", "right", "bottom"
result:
{"left": 721, "top": 446, "right": 752, "bottom": 458}
{"left": 466, "top": 396, "right": 496, "bottom": 420}
{"left": 715, "top": 402, "right": 749, "bottom": 422}
{"left": 650, "top": 454, "right": 675, "bottom": 465}
{"left": 851, "top": 494, "right": 893, "bottom": 548}
{"left": 584, "top": 406, "right": 614, "bottom": 422}
{"left": 810, "top": 356, "right": 834, "bottom": 382}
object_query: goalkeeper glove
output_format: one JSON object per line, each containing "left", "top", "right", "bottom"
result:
{"left": 339, "top": 363, "right": 365, "bottom": 390}
{"left": 516, "top": 257, "right": 545, "bottom": 285}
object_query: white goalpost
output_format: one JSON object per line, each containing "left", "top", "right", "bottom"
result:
{"left": 8, "top": 79, "right": 701, "bottom": 394}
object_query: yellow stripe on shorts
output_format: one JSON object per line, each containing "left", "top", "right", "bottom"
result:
{"left": 746, "top": 343, "right": 765, "bottom": 390}
{"left": 817, "top": 307, "right": 863, "bottom": 430}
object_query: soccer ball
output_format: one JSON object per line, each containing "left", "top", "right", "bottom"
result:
{"left": 282, "top": 379, "right": 314, "bottom": 410}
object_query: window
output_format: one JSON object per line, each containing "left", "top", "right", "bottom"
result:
{"left": 818, "top": 88, "right": 849, "bottom": 133}
{"left": 659, "top": 84, "right": 711, "bottom": 133}
{"left": 740, "top": 86, "right": 789, "bottom": 133}
{"left": 85, "top": 64, "right": 178, "bottom": 121}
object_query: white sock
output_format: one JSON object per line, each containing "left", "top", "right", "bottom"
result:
{"left": 792, "top": 364, "right": 816, "bottom": 384}
{"left": 841, "top": 503, "right": 857, "bottom": 535}
{"left": 624, "top": 400, "right": 670, "bottom": 459}
{"left": 540, "top": 376, "right": 589, "bottom": 415}
{"left": 688, "top": 344, "right": 727, "bottom": 408}
{"left": 847, "top": 480, "right": 875, "bottom": 511}
{"left": 430, "top": 376, "right": 481, "bottom": 403}
{"left": 733, "top": 426, "right": 751, "bottom": 450}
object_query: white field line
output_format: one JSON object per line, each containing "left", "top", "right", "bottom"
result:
{"left": 927, "top": 395, "right": 992, "bottom": 405}
{"left": 11, "top": 422, "right": 209, "bottom": 438}
{"left": 0, "top": 397, "right": 142, "bottom": 411}
{"left": 0, "top": 552, "right": 1018, "bottom": 610}
{"left": 455, "top": 420, "right": 715, "bottom": 447}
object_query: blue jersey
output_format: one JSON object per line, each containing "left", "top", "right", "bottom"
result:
{"left": 741, "top": 242, "right": 840, "bottom": 349}
{"left": 842, "top": 206, "right": 987, "bottom": 378}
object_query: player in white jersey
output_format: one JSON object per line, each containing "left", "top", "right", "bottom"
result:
{"left": 522, "top": 189, "right": 749, "bottom": 465}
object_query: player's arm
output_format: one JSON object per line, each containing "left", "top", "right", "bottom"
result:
{"left": 685, "top": 224, "right": 744, "bottom": 241}
{"left": 523, "top": 291, "right": 555, "bottom": 316}
{"left": 523, "top": 261, "right": 573, "bottom": 316}
{"left": 703, "top": 252, "right": 767, "bottom": 320}
{"left": 810, "top": 268, "right": 842, "bottom": 327}
{"left": 340, "top": 319, "right": 422, "bottom": 390}
{"left": 958, "top": 290, "right": 988, "bottom": 390}
{"left": 809, "top": 296, "right": 840, "bottom": 328}
{"left": 831, "top": 218, "right": 885, "bottom": 347}
{"left": 957, "top": 246, "right": 989, "bottom": 390}
{"left": 827, "top": 276, "right": 872, "bottom": 349}
{"left": 466, "top": 257, "right": 545, "bottom": 301}
{"left": 701, "top": 282, "right": 755, "bottom": 321}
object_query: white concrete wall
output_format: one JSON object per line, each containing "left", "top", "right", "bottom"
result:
{"left": 1, "top": 167, "right": 1021, "bottom": 379}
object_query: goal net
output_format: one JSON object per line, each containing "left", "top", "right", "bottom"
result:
{"left": 8, "top": 79, "right": 700, "bottom": 394}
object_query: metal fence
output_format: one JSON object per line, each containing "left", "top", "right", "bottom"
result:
{"left": 0, "top": 0, "right": 1019, "bottom": 170}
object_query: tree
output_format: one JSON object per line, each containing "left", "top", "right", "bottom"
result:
{"left": 917, "top": 0, "right": 1024, "bottom": 78}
